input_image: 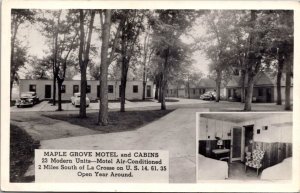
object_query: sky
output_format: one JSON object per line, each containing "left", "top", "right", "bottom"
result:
{"left": 17, "top": 10, "right": 211, "bottom": 80}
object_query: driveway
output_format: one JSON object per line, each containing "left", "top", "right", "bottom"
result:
{"left": 26, "top": 108, "right": 208, "bottom": 183}
{"left": 10, "top": 98, "right": 210, "bottom": 112}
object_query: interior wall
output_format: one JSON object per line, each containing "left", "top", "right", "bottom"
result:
{"left": 199, "top": 116, "right": 236, "bottom": 140}
{"left": 239, "top": 113, "right": 292, "bottom": 143}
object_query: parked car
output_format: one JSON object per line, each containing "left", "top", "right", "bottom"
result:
{"left": 200, "top": 91, "right": 216, "bottom": 100}
{"left": 16, "top": 92, "right": 39, "bottom": 107}
{"left": 71, "top": 93, "right": 90, "bottom": 107}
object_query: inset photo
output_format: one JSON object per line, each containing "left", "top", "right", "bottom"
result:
{"left": 197, "top": 112, "right": 292, "bottom": 182}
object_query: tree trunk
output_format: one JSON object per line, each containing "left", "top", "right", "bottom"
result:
{"left": 276, "top": 54, "right": 284, "bottom": 105}
{"left": 215, "top": 70, "right": 221, "bottom": 102}
{"left": 142, "top": 81, "right": 146, "bottom": 100}
{"left": 187, "top": 76, "right": 190, "bottom": 99}
{"left": 78, "top": 10, "right": 95, "bottom": 118}
{"left": 158, "top": 73, "right": 163, "bottom": 103}
{"left": 10, "top": 73, "right": 15, "bottom": 102}
{"left": 98, "top": 10, "right": 111, "bottom": 126}
{"left": 80, "top": 67, "right": 87, "bottom": 118}
{"left": 155, "top": 83, "right": 159, "bottom": 100}
{"left": 244, "top": 75, "right": 254, "bottom": 111}
{"left": 120, "top": 24, "right": 130, "bottom": 112}
{"left": 10, "top": 18, "right": 19, "bottom": 102}
{"left": 155, "top": 75, "right": 159, "bottom": 100}
{"left": 120, "top": 61, "right": 129, "bottom": 112}
{"left": 243, "top": 10, "right": 257, "bottom": 111}
{"left": 161, "top": 75, "right": 166, "bottom": 110}
{"left": 241, "top": 70, "right": 246, "bottom": 103}
{"left": 52, "top": 75, "right": 56, "bottom": 105}
{"left": 284, "top": 53, "right": 292, "bottom": 110}
{"left": 57, "top": 79, "right": 63, "bottom": 111}
{"left": 161, "top": 48, "right": 169, "bottom": 110}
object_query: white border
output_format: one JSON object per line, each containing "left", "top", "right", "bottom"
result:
{"left": 1, "top": 0, "right": 300, "bottom": 192}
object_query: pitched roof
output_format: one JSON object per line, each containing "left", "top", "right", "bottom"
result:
{"left": 198, "top": 78, "right": 216, "bottom": 88}
{"left": 226, "top": 71, "right": 293, "bottom": 88}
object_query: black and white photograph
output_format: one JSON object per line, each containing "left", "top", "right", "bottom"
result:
{"left": 1, "top": 0, "right": 299, "bottom": 191}
{"left": 197, "top": 112, "right": 293, "bottom": 181}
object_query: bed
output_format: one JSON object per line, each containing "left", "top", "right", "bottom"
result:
{"left": 260, "top": 157, "right": 292, "bottom": 180}
{"left": 198, "top": 154, "right": 228, "bottom": 180}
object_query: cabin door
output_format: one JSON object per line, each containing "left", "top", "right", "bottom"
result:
{"left": 45, "top": 85, "right": 51, "bottom": 99}
{"left": 230, "top": 126, "right": 245, "bottom": 162}
{"left": 146, "top": 85, "right": 151, "bottom": 97}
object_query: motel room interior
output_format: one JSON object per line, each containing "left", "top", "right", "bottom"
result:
{"left": 198, "top": 113, "right": 293, "bottom": 181}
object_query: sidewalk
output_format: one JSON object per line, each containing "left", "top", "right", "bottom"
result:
{"left": 26, "top": 108, "right": 209, "bottom": 183}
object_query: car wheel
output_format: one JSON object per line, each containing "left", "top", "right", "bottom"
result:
{"left": 17, "top": 105, "right": 20, "bottom": 108}
{"left": 86, "top": 105, "right": 89, "bottom": 107}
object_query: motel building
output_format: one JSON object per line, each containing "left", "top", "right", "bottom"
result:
{"left": 166, "top": 71, "right": 293, "bottom": 103}
{"left": 19, "top": 79, "right": 154, "bottom": 101}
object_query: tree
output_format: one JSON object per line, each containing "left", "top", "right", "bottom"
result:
{"left": 25, "top": 55, "right": 52, "bottom": 79}
{"left": 141, "top": 24, "right": 155, "bottom": 100}
{"left": 268, "top": 11, "right": 293, "bottom": 109}
{"left": 118, "top": 10, "right": 145, "bottom": 112}
{"left": 151, "top": 10, "right": 200, "bottom": 109}
{"left": 38, "top": 10, "right": 79, "bottom": 110}
{"left": 11, "top": 41, "right": 28, "bottom": 85}
{"left": 78, "top": 10, "right": 95, "bottom": 118}
{"left": 97, "top": 9, "right": 124, "bottom": 125}
{"left": 11, "top": 9, "right": 35, "bottom": 101}
{"left": 98, "top": 10, "right": 112, "bottom": 126}
{"left": 201, "top": 10, "right": 238, "bottom": 102}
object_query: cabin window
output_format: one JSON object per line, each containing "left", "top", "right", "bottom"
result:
{"left": 86, "top": 85, "right": 91, "bottom": 93}
{"left": 133, "top": 85, "right": 138, "bottom": 93}
{"left": 108, "top": 85, "right": 114, "bottom": 93}
{"left": 29, "top": 84, "right": 36, "bottom": 92}
{"left": 97, "top": 85, "right": 100, "bottom": 97}
{"left": 73, "top": 85, "right": 79, "bottom": 94}
{"left": 61, "top": 85, "right": 66, "bottom": 93}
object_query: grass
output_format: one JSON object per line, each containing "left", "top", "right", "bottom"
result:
{"left": 43, "top": 109, "right": 173, "bottom": 133}
{"left": 10, "top": 124, "right": 40, "bottom": 182}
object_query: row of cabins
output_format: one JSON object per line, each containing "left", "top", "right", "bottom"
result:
{"left": 167, "top": 72, "right": 293, "bottom": 103}
{"left": 19, "top": 79, "right": 154, "bottom": 101}
{"left": 19, "top": 72, "right": 293, "bottom": 103}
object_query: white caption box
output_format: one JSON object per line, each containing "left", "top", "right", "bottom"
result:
{"left": 35, "top": 149, "right": 169, "bottom": 183}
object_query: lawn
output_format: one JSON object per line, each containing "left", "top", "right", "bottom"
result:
{"left": 43, "top": 109, "right": 173, "bottom": 133}
{"left": 10, "top": 124, "right": 40, "bottom": 182}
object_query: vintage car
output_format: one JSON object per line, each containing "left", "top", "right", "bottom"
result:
{"left": 16, "top": 92, "right": 40, "bottom": 107}
{"left": 71, "top": 92, "right": 90, "bottom": 107}
{"left": 200, "top": 91, "right": 217, "bottom": 100}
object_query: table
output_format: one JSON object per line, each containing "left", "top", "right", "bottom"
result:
{"left": 212, "top": 148, "right": 230, "bottom": 161}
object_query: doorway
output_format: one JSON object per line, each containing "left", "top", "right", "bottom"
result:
{"left": 244, "top": 125, "right": 254, "bottom": 154}
{"left": 45, "top": 85, "right": 51, "bottom": 98}
{"left": 146, "top": 85, "right": 151, "bottom": 97}
{"left": 230, "top": 127, "right": 244, "bottom": 162}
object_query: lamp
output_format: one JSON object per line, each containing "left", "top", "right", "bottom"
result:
{"left": 215, "top": 137, "right": 223, "bottom": 149}
{"left": 217, "top": 139, "right": 223, "bottom": 149}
